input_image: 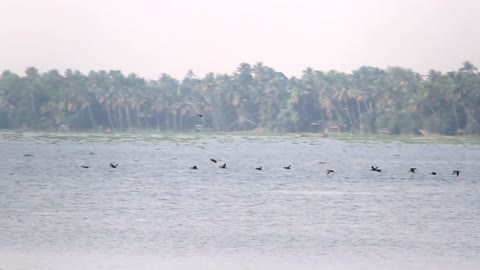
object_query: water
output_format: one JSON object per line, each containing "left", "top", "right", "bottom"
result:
{"left": 1, "top": 133, "right": 480, "bottom": 269}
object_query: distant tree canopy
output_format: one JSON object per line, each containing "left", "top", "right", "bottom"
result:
{"left": 1, "top": 62, "right": 480, "bottom": 135}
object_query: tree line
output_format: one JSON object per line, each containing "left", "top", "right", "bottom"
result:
{"left": 1, "top": 62, "right": 479, "bottom": 135}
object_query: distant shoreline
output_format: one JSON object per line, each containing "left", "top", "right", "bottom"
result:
{"left": 1, "top": 129, "right": 479, "bottom": 145}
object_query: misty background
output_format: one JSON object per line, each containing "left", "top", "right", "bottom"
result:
{"left": 1, "top": 0, "right": 479, "bottom": 78}
{"left": 1, "top": 0, "right": 480, "bottom": 135}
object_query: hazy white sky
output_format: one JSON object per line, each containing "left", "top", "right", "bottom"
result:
{"left": 1, "top": 0, "right": 479, "bottom": 79}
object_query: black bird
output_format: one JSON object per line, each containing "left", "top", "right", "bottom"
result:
{"left": 430, "top": 172, "right": 437, "bottom": 175}
{"left": 326, "top": 169, "right": 334, "bottom": 175}
{"left": 80, "top": 165, "right": 89, "bottom": 169}
{"left": 371, "top": 166, "right": 381, "bottom": 172}
{"left": 110, "top": 163, "right": 118, "bottom": 168}
{"left": 89, "top": 152, "right": 95, "bottom": 155}
{"left": 219, "top": 163, "right": 227, "bottom": 169}
{"left": 210, "top": 158, "right": 217, "bottom": 163}
{"left": 190, "top": 165, "right": 198, "bottom": 170}
{"left": 255, "top": 166, "right": 262, "bottom": 170}
{"left": 283, "top": 165, "right": 291, "bottom": 169}
{"left": 452, "top": 170, "right": 460, "bottom": 176}
{"left": 24, "top": 154, "right": 33, "bottom": 157}
{"left": 409, "top": 168, "right": 417, "bottom": 173}
{"left": 198, "top": 114, "right": 203, "bottom": 117}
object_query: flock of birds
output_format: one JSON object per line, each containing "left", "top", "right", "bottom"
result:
{"left": 188, "top": 161, "right": 461, "bottom": 176}
{"left": 74, "top": 154, "right": 461, "bottom": 177}
{"left": 371, "top": 166, "right": 460, "bottom": 176}
{"left": 22, "top": 112, "right": 465, "bottom": 178}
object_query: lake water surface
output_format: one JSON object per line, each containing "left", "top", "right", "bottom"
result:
{"left": 1, "top": 132, "right": 480, "bottom": 270}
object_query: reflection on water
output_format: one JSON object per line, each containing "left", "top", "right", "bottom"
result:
{"left": 1, "top": 134, "right": 480, "bottom": 269}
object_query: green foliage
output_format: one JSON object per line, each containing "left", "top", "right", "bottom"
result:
{"left": 0, "top": 112, "right": 8, "bottom": 128}
{"left": 1, "top": 62, "right": 480, "bottom": 135}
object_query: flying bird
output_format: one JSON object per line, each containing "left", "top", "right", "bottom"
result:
{"left": 255, "top": 166, "right": 262, "bottom": 170}
{"left": 283, "top": 165, "right": 291, "bottom": 169}
{"left": 80, "top": 165, "right": 89, "bottom": 169}
{"left": 371, "top": 166, "right": 381, "bottom": 172}
{"left": 430, "top": 172, "right": 437, "bottom": 175}
{"left": 219, "top": 163, "right": 227, "bottom": 169}
{"left": 190, "top": 165, "right": 198, "bottom": 170}
{"left": 409, "top": 168, "right": 417, "bottom": 173}
{"left": 326, "top": 169, "right": 335, "bottom": 175}
{"left": 110, "top": 163, "right": 118, "bottom": 168}
{"left": 210, "top": 158, "right": 217, "bottom": 163}
{"left": 198, "top": 114, "right": 203, "bottom": 117}
{"left": 452, "top": 170, "right": 460, "bottom": 176}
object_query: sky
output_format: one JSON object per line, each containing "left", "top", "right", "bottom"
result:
{"left": 1, "top": 0, "right": 479, "bottom": 79}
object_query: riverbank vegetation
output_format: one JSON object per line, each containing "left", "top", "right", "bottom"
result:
{"left": 1, "top": 62, "right": 479, "bottom": 135}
